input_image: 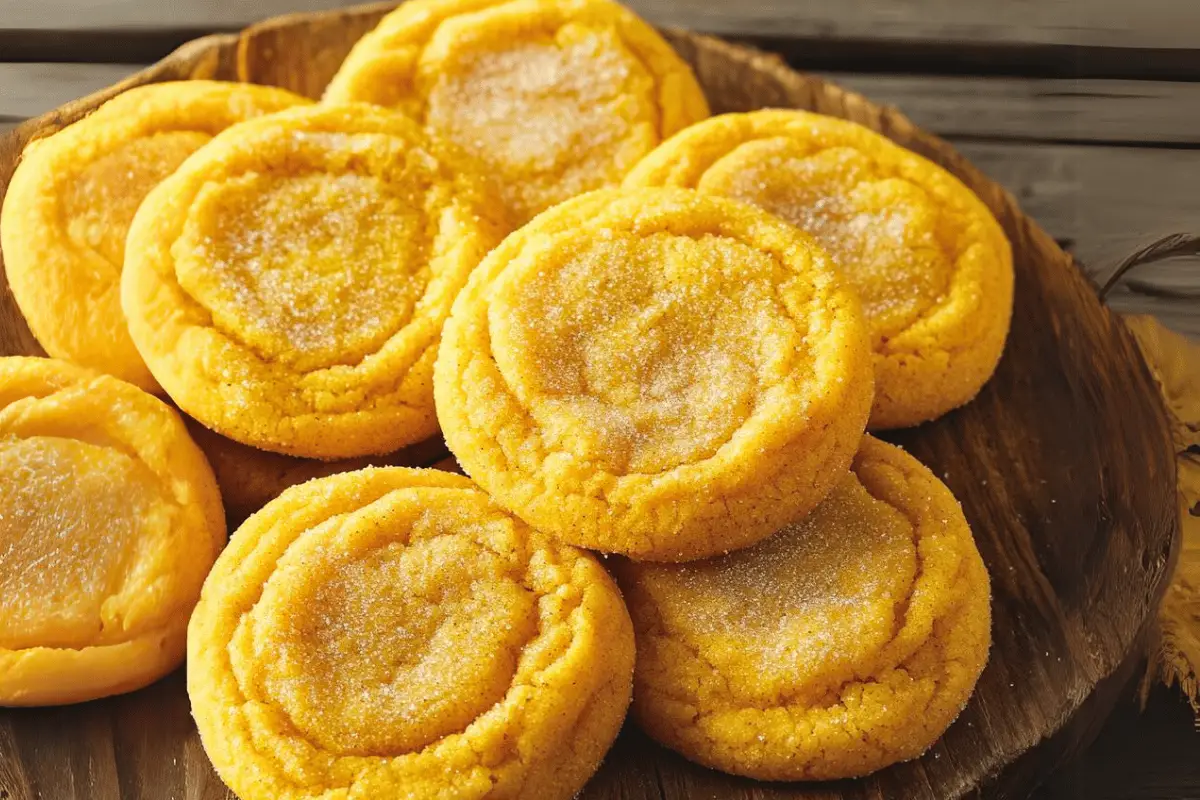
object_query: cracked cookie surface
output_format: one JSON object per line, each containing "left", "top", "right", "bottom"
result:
{"left": 625, "top": 110, "right": 1014, "bottom": 429}
{"left": 121, "top": 103, "right": 506, "bottom": 459}
{"left": 0, "top": 357, "right": 225, "bottom": 706}
{"left": 614, "top": 435, "right": 991, "bottom": 780}
{"left": 434, "top": 188, "right": 874, "bottom": 561}
{"left": 0, "top": 81, "right": 309, "bottom": 392}
{"left": 324, "top": 0, "right": 709, "bottom": 225}
{"left": 187, "top": 467, "right": 634, "bottom": 800}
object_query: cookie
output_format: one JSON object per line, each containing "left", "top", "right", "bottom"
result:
{"left": 625, "top": 110, "right": 1014, "bottom": 429}
{"left": 324, "top": 0, "right": 709, "bottom": 224}
{"left": 0, "top": 357, "right": 224, "bottom": 706}
{"left": 188, "top": 467, "right": 634, "bottom": 800}
{"left": 614, "top": 435, "right": 991, "bottom": 780}
{"left": 435, "top": 187, "right": 874, "bottom": 561}
{"left": 121, "top": 103, "right": 506, "bottom": 459}
{"left": 0, "top": 81, "right": 310, "bottom": 392}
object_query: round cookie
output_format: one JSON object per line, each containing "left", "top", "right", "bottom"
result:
{"left": 0, "top": 81, "right": 310, "bottom": 392}
{"left": 324, "top": 0, "right": 710, "bottom": 225}
{"left": 614, "top": 435, "right": 992, "bottom": 780}
{"left": 188, "top": 467, "right": 634, "bottom": 800}
{"left": 624, "top": 109, "right": 1014, "bottom": 429}
{"left": 434, "top": 187, "right": 874, "bottom": 561}
{"left": 121, "top": 103, "right": 506, "bottom": 460}
{"left": 0, "top": 357, "right": 225, "bottom": 706}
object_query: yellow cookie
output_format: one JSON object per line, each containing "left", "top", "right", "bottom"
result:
{"left": 324, "top": 0, "right": 709, "bottom": 224}
{"left": 0, "top": 81, "right": 310, "bottom": 392}
{"left": 188, "top": 467, "right": 634, "bottom": 800}
{"left": 625, "top": 110, "right": 1014, "bottom": 429}
{"left": 435, "top": 188, "right": 874, "bottom": 561}
{"left": 614, "top": 435, "right": 991, "bottom": 780}
{"left": 121, "top": 103, "right": 506, "bottom": 460}
{"left": 0, "top": 356, "right": 224, "bottom": 706}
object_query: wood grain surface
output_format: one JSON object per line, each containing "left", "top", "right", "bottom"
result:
{"left": 1, "top": 0, "right": 1195, "bottom": 49}
{"left": 823, "top": 74, "right": 1200, "bottom": 145}
{"left": 11, "top": 64, "right": 1200, "bottom": 145}
{"left": 0, "top": 64, "right": 143, "bottom": 128}
{"left": 0, "top": 7, "right": 1183, "bottom": 799}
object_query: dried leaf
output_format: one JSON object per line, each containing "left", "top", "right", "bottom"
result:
{"left": 1127, "top": 315, "right": 1200, "bottom": 720}
{"left": 1181, "top": 452, "right": 1200, "bottom": 512}
{"left": 1124, "top": 315, "right": 1200, "bottom": 451}
{"left": 1158, "top": 482, "right": 1200, "bottom": 718}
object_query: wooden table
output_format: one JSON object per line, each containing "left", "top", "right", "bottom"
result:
{"left": 1, "top": 2, "right": 1197, "bottom": 797}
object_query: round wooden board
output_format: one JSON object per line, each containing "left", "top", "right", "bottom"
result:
{"left": 0, "top": 6, "right": 1181, "bottom": 800}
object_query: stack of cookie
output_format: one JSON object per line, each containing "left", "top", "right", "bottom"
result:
{"left": 0, "top": 0, "right": 1012, "bottom": 796}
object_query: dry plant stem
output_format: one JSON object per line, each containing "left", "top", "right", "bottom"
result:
{"left": 1100, "top": 232, "right": 1200, "bottom": 301}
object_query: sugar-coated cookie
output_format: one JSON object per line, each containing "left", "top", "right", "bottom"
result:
{"left": 435, "top": 187, "right": 873, "bottom": 561}
{"left": 188, "top": 467, "right": 634, "bottom": 800}
{"left": 0, "top": 81, "right": 309, "bottom": 391}
{"left": 0, "top": 357, "right": 224, "bottom": 706}
{"left": 625, "top": 110, "right": 1014, "bottom": 429}
{"left": 614, "top": 435, "right": 991, "bottom": 780}
{"left": 325, "top": 0, "right": 709, "bottom": 224}
{"left": 122, "top": 103, "right": 506, "bottom": 459}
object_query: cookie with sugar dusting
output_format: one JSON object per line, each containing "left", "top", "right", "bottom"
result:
{"left": 625, "top": 109, "right": 1014, "bottom": 429}
{"left": 121, "top": 103, "right": 506, "bottom": 460}
{"left": 0, "top": 357, "right": 224, "bottom": 706}
{"left": 614, "top": 435, "right": 991, "bottom": 780}
{"left": 434, "top": 187, "right": 874, "bottom": 561}
{"left": 324, "top": 0, "right": 709, "bottom": 225}
{"left": 188, "top": 467, "right": 634, "bottom": 800}
{"left": 0, "top": 81, "right": 310, "bottom": 393}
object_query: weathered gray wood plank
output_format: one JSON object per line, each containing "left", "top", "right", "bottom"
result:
{"left": 1101, "top": 291, "right": 1200, "bottom": 338}
{"left": 0, "top": 0, "right": 364, "bottom": 30}
{"left": 1, "top": 64, "right": 1196, "bottom": 148}
{"left": 825, "top": 74, "right": 1200, "bottom": 145}
{"left": 0, "top": 64, "right": 142, "bottom": 125}
{"left": 7, "top": 64, "right": 1200, "bottom": 146}
{"left": 956, "top": 142, "right": 1200, "bottom": 275}
{"left": 630, "top": 0, "right": 1193, "bottom": 49}
{"left": 955, "top": 141, "right": 1200, "bottom": 337}
{"left": 0, "top": 0, "right": 1196, "bottom": 50}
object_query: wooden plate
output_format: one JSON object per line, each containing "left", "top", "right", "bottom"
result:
{"left": 0, "top": 5, "right": 1182, "bottom": 799}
